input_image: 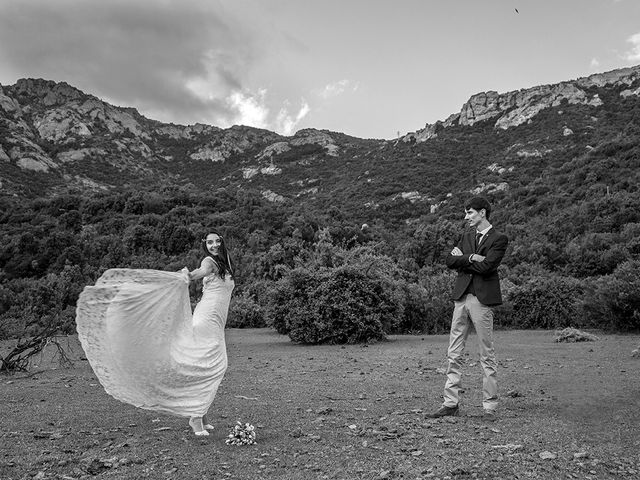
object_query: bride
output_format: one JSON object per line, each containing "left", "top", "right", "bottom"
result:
{"left": 76, "top": 231, "right": 235, "bottom": 436}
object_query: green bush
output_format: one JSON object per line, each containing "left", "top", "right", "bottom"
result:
{"left": 227, "top": 294, "right": 267, "bottom": 328}
{"left": 394, "top": 270, "right": 454, "bottom": 334}
{"left": 266, "top": 265, "right": 402, "bottom": 344}
{"left": 393, "top": 282, "right": 432, "bottom": 334}
{"left": 504, "top": 275, "right": 584, "bottom": 329}
{"left": 419, "top": 271, "right": 456, "bottom": 333}
{"left": 580, "top": 260, "right": 640, "bottom": 331}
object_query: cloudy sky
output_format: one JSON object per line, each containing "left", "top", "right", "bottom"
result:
{"left": 0, "top": 0, "right": 639, "bottom": 139}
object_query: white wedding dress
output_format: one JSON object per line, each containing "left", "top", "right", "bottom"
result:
{"left": 75, "top": 265, "right": 234, "bottom": 417}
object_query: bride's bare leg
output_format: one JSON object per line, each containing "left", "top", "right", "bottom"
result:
{"left": 189, "top": 417, "right": 209, "bottom": 436}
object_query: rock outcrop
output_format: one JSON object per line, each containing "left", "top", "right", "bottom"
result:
{"left": 255, "top": 142, "right": 291, "bottom": 161}
{"left": 290, "top": 129, "right": 339, "bottom": 156}
{"left": 261, "top": 190, "right": 286, "bottom": 203}
{"left": 405, "top": 65, "right": 640, "bottom": 142}
{"left": 620, "top": 86, "right": 640, "bottom": 98}
{"left": 154, "top": 123, "right": 221, "bottom": 139}
{"left": 13, "top": 78, "right": 84, "bottom": 106}
{"left": 189, "top": 125, "right": 281, "bottom": 162}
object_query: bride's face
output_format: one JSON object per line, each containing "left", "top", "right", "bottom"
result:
{"left": 205, "top": 234, "right": 222, "bottom": 256}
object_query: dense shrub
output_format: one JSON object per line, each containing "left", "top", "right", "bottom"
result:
{"left": 394, "top": 270, "right": 455, "bottom": 334}
{"left": 393, "top": 282, "right": 433, "bottom": 334}
{"left": 563, "top": 232, "right": 631, "bottom": 277}
{"left": 266, "top": 266, "right": 402, "bottom": 344}
{"left": 580, "top": 260, "right": 640, "bottom": 331}
{"left": 0, "top": 265, "right": 85, "bottom": 339}
{"left": 504, "top": 275, "right": 584, "bottom": 329}
{"left": 227, "top": 294, "right": 267, "bottom": 328}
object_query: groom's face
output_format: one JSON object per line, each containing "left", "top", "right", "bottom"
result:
{"left": 464, "top": 208, "right": 484, "bottom": 228}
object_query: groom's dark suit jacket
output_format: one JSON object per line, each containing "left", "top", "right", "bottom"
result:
{"left": 445, "top": 228, "right": 508, "bottom": 306}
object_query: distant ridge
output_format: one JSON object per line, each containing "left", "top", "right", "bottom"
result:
{"left": 0, "top": 65, "right": 639, "bottom": 223}
{"left": 404, "top": 65, "right": 640, "bottom": 142}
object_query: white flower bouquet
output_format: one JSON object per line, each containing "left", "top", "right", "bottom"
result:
{"left": 225, "top": 421, "right": 257, "bottom": 446}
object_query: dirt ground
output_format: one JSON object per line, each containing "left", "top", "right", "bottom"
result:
{"left": 1, "top": 329, "right": 639, "bottom": 480}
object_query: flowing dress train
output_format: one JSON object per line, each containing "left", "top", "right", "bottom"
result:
{"left": 75, "top": 267, "right": 234, "bottom": 417}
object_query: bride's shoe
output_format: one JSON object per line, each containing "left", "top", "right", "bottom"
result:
{"left": 203, "top": 415, "right": 214, "bottom": 430}
{"left": 189, "top": 417, "right": 209, "bottom": 436}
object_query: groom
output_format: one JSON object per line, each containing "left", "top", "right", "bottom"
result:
{"left": 427, "top": 196, "right": 508, "bottom": 421}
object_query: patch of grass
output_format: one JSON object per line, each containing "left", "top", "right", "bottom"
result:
{"left": 1, "top": 329, "right": 639, "bottom": 479}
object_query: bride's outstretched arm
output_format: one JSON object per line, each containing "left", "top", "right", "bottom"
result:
{"left": 187, "top": 257, "right": 216, "bottom": 282}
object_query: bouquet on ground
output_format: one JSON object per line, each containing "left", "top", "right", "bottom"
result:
{"left": 225, "top": 421, "right": 256, "bottom": 445}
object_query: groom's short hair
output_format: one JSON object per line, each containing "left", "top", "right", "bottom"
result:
{"left": 465, "top": 196, "right": 492, "bottom": 220}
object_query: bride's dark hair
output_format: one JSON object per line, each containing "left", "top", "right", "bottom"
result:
{"left": 201, "top": 231, "right": 235, "bottom": 279}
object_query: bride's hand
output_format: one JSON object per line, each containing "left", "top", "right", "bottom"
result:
{"left": 180, "top": 267, "right": 191, "bottom": 283}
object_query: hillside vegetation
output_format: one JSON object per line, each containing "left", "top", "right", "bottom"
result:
{"left": 1, "top": 68, "right": 639, "bottom": 341}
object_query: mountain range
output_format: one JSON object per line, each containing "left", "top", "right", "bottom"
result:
{"left": 1, "top": 66, "right": 640, "bottom": 337}
{"left": 1, "top": 66, "right": 640, "bottom": 223}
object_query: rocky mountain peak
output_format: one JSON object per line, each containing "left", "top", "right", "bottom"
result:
{"left": 404, "top": 64, "right": 640, "bottom": 142}
{"left": 576, "top": 65, "right": 640, "bottom": 88}
{"left": 11, "top": 78, "right": 86, "bottom": 106}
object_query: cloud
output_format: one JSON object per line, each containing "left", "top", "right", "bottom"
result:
{"left": 275, "top": 100, "right": 310, "bottom": 135}
{"left": 0, "top": 0, "right": 266, "bottom": 127}
{"left": 623, "top": 32, "right": 640, "bottom": 61}
{"left": 217, "top": 88, "right": 309, "bottom": 135}
{"left": 226, "top": 89, "right": 269, "bottom": 128}
{"left": 589, "top": 58, "right": 600, "bottom": 69}
{"left": 317, "top": 79, "right": 359, "bottom": 99}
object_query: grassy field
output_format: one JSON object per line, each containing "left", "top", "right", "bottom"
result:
{"left": 1, "top": 329, "right": 639, "bottom": 480}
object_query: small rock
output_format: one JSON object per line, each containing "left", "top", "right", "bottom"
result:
{"left": 289, "top": 428, "right": 303, "bottom": 438}
{"left": 451, "top": 467, "right": 471, "bottom": 475}
{"left": 573, "top": 452, "right": 589, "bottom": 459}
{"left": 492, "top": 444, "right": 522, "bottom": 451}
{"left": 87, "top": 458, "right": 111, "bottom": 475}
{"left": 539, "top": 451, "right": 557, "bottom": 460}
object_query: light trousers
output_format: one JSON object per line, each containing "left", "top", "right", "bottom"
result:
{"left": 443, "top": 293, "right": 498, "bottom": 411}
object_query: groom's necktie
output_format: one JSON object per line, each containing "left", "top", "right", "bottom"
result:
{"left": 475, "top": 232, "right": 482, "bottom": 251}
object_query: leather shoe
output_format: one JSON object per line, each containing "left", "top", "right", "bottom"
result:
{"left": 426, "top": 405, "right": 459, "bottom": 418}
